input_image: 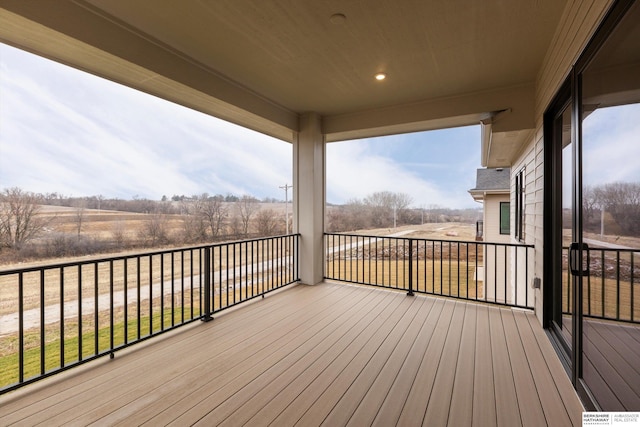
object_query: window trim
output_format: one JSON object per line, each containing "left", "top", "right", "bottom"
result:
{"left": 515, "top": 168, "right": 525, "bottom": 241}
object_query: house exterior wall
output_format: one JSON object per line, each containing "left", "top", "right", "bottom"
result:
{"left": 482, "top": 194, "right": 512, "bottom": 304}
{"left": 513, "top": 0, "right": 615, "bottom": 322}
{"left": 483, "top": 194, "right": 511, "bottom": 243}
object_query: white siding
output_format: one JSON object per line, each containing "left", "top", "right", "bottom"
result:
{"left": 483, "top": 194, "right": 512, "bottom": 304}
{"left": 483, "top": 194, "right": 511, "bottom": 243}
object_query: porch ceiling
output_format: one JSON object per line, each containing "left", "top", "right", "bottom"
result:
{"left": 0, "top": 0, "right": 566, "bottom": 157}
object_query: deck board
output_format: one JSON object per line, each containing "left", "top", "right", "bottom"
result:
{"left": 513, "top": 310, "right": 572, "bottom": 427}
{"left": 371, "top": 297, "right": 445, "bottom": 427}
{"left": 447, "top": 302, "right": 477, "bottom": 427}
{"left": 238, "top": 290, "right": 399, "bottom": 426}
{"left": 488, "top": 305, "right": 523, "bottom": 427}
{"left": 525, "top": 312, "right": 584, "bottom": 426}
{"left": 501, "top": 309, "right": 548, "bottom": 427}
{"left": 395, "top": 299, "right": 456, "bottom": 426}
{"left": 318, "top": 296, "right": 427, "bottom": 426}
{"left": 341, "top": 297, "right": 432, "bottom": 426}
{"left": 0, "top": 282, "right": 584, "bottom": 426}
{"left": 294, "top": 291, "right": 421, "bottom": 425}
{"left": 420, "top": 300, "right": 466, "bottom": 426}
{"left": 263, "top": 293, "right": 410, "bottom": 425}
{"left": 472, "top": 304, "right": 497, "bottom": 426}
{"left": 202, "top": 288, "right": 395, "bottom": 426}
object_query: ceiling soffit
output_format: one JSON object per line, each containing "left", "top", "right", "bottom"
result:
{"left": 0, "top": 0, "right": 565, "bottom": 144}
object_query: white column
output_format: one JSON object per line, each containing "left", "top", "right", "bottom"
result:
{"left": 293, "top": 113, "right": 325, "bottom": 285}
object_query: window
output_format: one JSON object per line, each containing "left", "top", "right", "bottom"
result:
{"left": 515, "top": 168, "right": 525, "bottom": 240}
{"left": 499, "top": 202, "right": 510, "bottom": 235}
{"left": 476, "top": 220, "right": 484, "bottom": 240}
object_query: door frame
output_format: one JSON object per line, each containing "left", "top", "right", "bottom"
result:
{"left": 543, "top": 76, "right": 576, "bottom": 377}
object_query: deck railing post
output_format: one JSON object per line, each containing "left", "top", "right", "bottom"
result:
{"left": 407, "top": 239, "right": 414, "bottom": 296}
{"left": 202, "top": 246, "right": 213, "bottom": 322}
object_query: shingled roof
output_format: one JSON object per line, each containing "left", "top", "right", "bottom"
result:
{"left": 469, "top": 168, "right": 510, "bottom": 200}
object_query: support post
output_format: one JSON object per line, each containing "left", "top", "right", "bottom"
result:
{"left": 294, "top": 113, "right": 325, "bottom": 285}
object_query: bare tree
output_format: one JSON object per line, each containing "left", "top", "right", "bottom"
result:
{"left": 594, "top": 182, "right": 640, "bottom": 236}
{"left": 427, "top": 204, "right": 441, "bottom": 223}
{"left": 73, "top": 198, "right": 87, "bottom": 238}
{"left": 255, "top": 208, "right": 279, "bottom": 236}
{"left": 180, "top": 197, "right": 207, "bottom": 242}
{"left": 96, "top": 194, "right": 104, "bottom": 210}
{"left": 140, "top": 213, "right": 170, "bottom": 245}
{"left": 327, "top": 199, "right": 369, "bottom": 232}
{"left": 179, "top": 194, "right": 228, "bottom": 242}
{"left": 0, "top": 187, "right": 48, "bottom": 249}
{"left": 199, "top": 194, "right": 228, "bottom": 238}
{"left": 111, "top": 221, "right": 127, "bottom": 247}
{"left": 364, "top": 191, "right": 413, "bottom": 228}
{"left": 390, "top": 192, "right": 413, "bottom": 224}
{"left": 228, "top": 214, "right": 243, "bottom": 237}
{"left": 235, "top": 195, "right": 259, "bottom": 236}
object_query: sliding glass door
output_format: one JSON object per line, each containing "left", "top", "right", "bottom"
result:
{"left": 546, "top": 0, "right": 640, "bottom": 411}
{"left": 579, "top": 1, "right": 640, "bottom": 409}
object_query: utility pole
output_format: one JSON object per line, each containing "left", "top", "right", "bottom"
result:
{"left": 393, "top": 205, "right": 397, "bottom": 229}
{"left": 280, "top": 183, "right": 292, "bottom": 233}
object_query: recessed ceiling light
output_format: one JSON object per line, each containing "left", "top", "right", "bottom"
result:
{"left": 330, "top": 13, "right": 346, "bottom": 25}
{"left": 375, "top": 73, "right": 386, "bottom": 81}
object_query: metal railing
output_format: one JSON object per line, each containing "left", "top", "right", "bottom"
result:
{"left": 0, "top": 234, "right": 299, "bottom": 393}
{"left": 325, "top": 233, "right": 534, "bottom": 309}
{"left": 562, "top": 246, "right": 639, "bottom": 323}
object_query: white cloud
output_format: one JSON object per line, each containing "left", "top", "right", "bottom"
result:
{"left": 327, "top": 140, "right": 476, "bottom": 208}
{"left": 582, "top": 104, "right": 640, "bottom": 187}
{"left": 0, "top": 43, "right": 292, "bottom": 200}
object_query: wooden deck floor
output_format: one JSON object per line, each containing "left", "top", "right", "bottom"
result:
{"left": 0, "top": 282, "right": 583, "bottom": 426}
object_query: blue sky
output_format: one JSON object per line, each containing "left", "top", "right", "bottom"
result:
{"left": 1, "top": 43, "right": 482, "bottom": 209}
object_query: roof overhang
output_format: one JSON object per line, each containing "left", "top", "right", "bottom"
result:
{"left": 468, "top": 188, "right": 510, "bottom": 202}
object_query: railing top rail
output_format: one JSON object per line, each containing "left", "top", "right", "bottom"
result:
{"left": 0, "top": 233, "right": 301, "bottom": 276}
{"left": 324, "top": 232, "right": 534, "bottom": 249}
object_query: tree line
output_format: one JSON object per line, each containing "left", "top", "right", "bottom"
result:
{"left": 39, "top": 192, "right": 285, "bottom": 214}
{"left": 326, "top": 191, "right": 480, "bottom": 232}
{"left": 0, "top": 188, "right": 288, "bottom": 261}
{"left": 1, "top": 187, "right": 483, "bottom": 262}
{"left": 582, "top": 182, "right": 640, "bottom": 236}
